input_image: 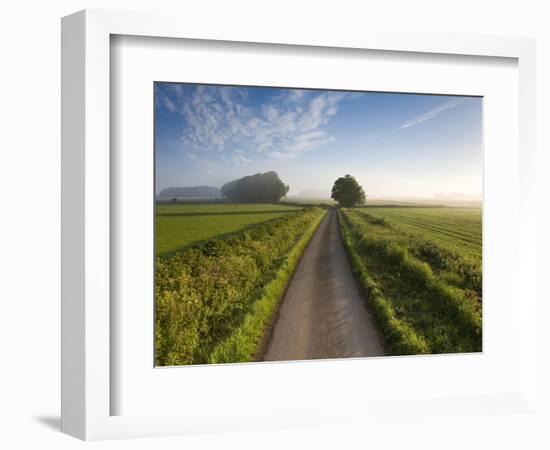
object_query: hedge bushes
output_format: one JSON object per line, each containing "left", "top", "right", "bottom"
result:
{"left": 155, "top": 207, "right": 325, "bottom": 366}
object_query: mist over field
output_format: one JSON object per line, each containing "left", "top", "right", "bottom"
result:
{"left": 155, "top": 83, "right": 482, "bottom": 202}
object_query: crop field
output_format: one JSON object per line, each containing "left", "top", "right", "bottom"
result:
{"left": 156, "top": 202, "right": 301, "bottom": 257}
{"left": 339, "top": 207, "right": 482, "bottom": 355}
{"left": 155, "top": 207, "right": 326, "bottom": 366}
{"left": 364, "top": 207, "right": 482, "bottom": 261}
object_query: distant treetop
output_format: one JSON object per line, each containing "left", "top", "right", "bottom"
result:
{"left": 331, "top": 174, "right": 366, "bottom": 207}
{"left": 221, "top": 171, "right": 289, "bottom": 203}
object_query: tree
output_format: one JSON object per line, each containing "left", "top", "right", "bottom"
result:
{"left": 221, "top": 171, "right": 289, "bottom": 203}
{"left": 331, "top": 174, "right": 366, "bottom": 207}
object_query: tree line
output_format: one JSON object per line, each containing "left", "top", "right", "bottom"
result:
{"left": 165, "top": 171, "right": 366, "bottom": 207}
{"left": 221, "top": 171, "right": 289, "bottom": 203}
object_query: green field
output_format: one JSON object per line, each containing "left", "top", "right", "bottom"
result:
{"left": 156, "top": 202, "right": 301, "bottom": 256}
{"left": 339, "top": 206, "right": 482, "bottom": 355}
{"left": 155, "top": 200, "right": 483, "bottom": 363}
{"left": 363, "top": 207, "right": 482, "bottom": 261}
{"left": 155, "top": 206, "right": 325, "bottom": 365}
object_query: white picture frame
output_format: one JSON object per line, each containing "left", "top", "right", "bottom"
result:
{"left": 61, "top": 9, "right": 537, "bottom": 441}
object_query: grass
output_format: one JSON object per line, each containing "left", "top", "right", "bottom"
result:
{"left": 208, "top": 210, "right": 326, "bottom": 363}
{"left": 355, "top": 207, "right": 482, "bottom": 296}
{"left": 155, "top": 200, "right": 482, "bottom": 363}
{"left": 362, "top": 207, "right": 482, "bottom": 261}
{"left": 156, "top": 202, "right": 301, "bottom": 256}
{"left": 155, "top": 207, "right": 326, "bottom": 366}
{"left": 339, "top": 206, "right": 482, "bottom": 355}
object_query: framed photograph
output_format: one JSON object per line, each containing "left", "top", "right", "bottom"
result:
{"left": 61, "top": 9, "right": 536, "bottom": 440}
{"left": 153, "top": 82, "right": 482, "bottom": 367}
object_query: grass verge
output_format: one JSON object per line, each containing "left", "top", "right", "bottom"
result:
{"left": 339, "top": 209, "right": 481, "bottom": 354}
{"left": 338, "top": 211, "right": 430, "bottom": 355}
{"left": 208, "top": 210, "right": 327, "bottom": 363}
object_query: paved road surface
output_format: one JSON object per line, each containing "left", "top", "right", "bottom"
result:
{"left": 263, "top": 209, "right": 385, "bottom": 361}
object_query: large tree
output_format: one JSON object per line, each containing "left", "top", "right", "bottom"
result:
{"left": 331, "top": 174, "right": 366, "bottom": 207}
{"left": 221, "top": 171, "right": 289, "bottom": 203}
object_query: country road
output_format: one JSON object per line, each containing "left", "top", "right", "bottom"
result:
{"left": 263, "top": 208, "right": 385, "bottom": 362}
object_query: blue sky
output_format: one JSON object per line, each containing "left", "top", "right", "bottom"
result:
{"left": 155, "top": 83, "right": 482, "bottom": 199}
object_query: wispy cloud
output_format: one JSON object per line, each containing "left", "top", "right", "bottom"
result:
{"left": 360, "top": 97, "right": 466, "bottom": 144}
{"left": 400, "top": 98, "right": 465, "bottom": 129}
{"left": 156, "top": 84, "right": 347, "bottom": 167}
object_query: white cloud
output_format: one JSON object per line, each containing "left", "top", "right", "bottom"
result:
{"left": 268, "top": 151, "right": 298, "bottom": 161}
{"left": 262, "top": 104, "right": 279, "bottom": 121}
{"left": 156, "top": 89, "right": 178, "bottom": 113}
{"left": 400, "top": 98, "right": 464, "bottom": 129}
{"left": 161, "top": 85, "right": 347, "bottom": 167}
{"left": 184, "top": 151, "right": 198, "bottom": 160}
{"left": 232, "top": 149, "right": 251, "bottom": 166}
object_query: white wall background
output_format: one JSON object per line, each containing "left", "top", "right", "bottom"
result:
{"left": 0, "top": 1, "right": 548, "bottom": 448}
